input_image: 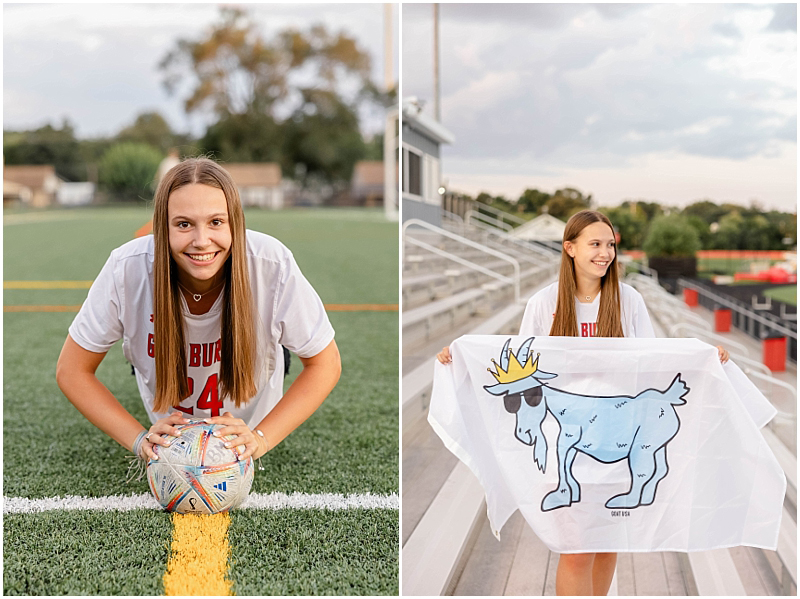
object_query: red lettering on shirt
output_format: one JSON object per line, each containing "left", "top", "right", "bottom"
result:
{"left": 196, "top": 373, "right": 223, "bottom": 417}
{"left": 144, "top": 336, "right": 222, "bottom": 366}
{"left": 581, "top": 323, "right": 597, "bottom": 337}
{"left": 202, "top": 343, "right": 214, "bottom": 367}
{"left": 189, "top": 343, "right": 201, "bottom": 367}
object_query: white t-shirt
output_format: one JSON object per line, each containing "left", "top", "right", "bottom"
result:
{"left": 519, "top": 282, "right": 655, "bottom": 338}
{"left": 69, "top": 230, "right": 335, "bottom": 428}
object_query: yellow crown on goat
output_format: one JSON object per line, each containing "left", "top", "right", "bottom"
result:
{"left": 488, "top": 351, "right": 540, "bottom": 384}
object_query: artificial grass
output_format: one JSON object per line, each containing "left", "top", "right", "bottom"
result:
{"left": 4, "top": 206, "right": 398, "bottom": 498}
{"left": 3, "top": 206, "right": 399, "bottom": 596}
{"left": 4, "top": 206, "right": 398, "bottom": 305}
{"left": 229, "top": 508, "right": 398, "bottom": 595}
{"left": 4, "top": 509, "right": 172, "bottom": 595}
{"left": 4, "top": 206, "right": 153, "bottom": 281}
{"left": 763, "top": 285, "right": 797, "bottom": 306}
{"left": 3, "top": 310, "right": 397, "bottom": 498}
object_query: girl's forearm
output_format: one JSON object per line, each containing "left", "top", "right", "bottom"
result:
{"left": 256, "top": 341, "right": 341, "bottom": 452}
{"left": 57, "top": 370, "right": 146, "bottom": 451}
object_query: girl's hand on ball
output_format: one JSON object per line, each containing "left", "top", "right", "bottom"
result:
{"left": 205, "top": 412, "right": 265, "bottom": 460}
{"left": 143, "top": 412, "right": 190, "bottom": 460}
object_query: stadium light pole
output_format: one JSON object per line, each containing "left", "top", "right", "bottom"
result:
{"left": 433, "top": 3, "right": 440, "bottom": 122}
{"left": 384, "top": 3, "right": 398, "bottom": 221}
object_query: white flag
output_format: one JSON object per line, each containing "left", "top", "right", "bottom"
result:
{"left": 429, "top": 335, "right": 785, "bottom": 554}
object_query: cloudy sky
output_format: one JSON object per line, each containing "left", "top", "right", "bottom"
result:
{"left": 4, "top": 3, "right": 398, "bottom": 139}
{"left": 403, "top": 3, "right": 797, "bottom": 211}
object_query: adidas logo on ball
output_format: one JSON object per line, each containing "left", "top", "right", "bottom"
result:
{"left": 147, "top": 421, "right": 254, "bottom": 514}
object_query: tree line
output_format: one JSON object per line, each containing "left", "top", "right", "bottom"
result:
{"left": 3, "top": 8, "right": 392, "bottom": 202}
{"left": 466, "top": 188, "right": 797, "bottom": 253}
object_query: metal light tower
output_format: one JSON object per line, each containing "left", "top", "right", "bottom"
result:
{"left": 383, "top": 3, "right": 398, "bottom": 221}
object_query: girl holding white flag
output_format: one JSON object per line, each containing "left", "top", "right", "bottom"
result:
{"left": 438, "top": 209, "right": 728, "bottom": 595}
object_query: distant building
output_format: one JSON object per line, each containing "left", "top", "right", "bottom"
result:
{"left": 3, "top": 179, "right": 32, "bottom": 205}
{"left": 57, "top": 182, "right": 95, "bottom": 206}
{"left": 3, "top": 165, "right": 63, "bottom": 208}
{"left": 401, "top": 98, "right": 455, "bottom": 225}
{"left": 223, "top": 163, "right": 283, "bottom": 209}
{"left": 351, "top": 160, "right": 385, "bottom": 206}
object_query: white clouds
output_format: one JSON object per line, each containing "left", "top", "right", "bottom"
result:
{"left": 404, "top": 2, "right": 796, "bottom": 209}
{"left": 442, "top": 70, "right": 521, "bottom": 126}
{"left": 676, "top": 117, "right": 732, "bottom": 137}
{"left": 3, "top": 3, "right": 396, "bottom": 138}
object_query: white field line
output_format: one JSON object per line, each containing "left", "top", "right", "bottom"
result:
{"left": 4, "top": 491, "right": 399, "bottom": 514}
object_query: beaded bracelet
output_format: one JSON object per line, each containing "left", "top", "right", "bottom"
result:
{"left": 132, "top": 430, "right": 148, "bottom": 459}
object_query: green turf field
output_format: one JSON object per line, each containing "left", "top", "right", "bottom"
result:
{"left": 763, "top": 285, "right": 797, "bottom": 306}
{"left": 3, "top": 206, "right": 399, "bottom": 595}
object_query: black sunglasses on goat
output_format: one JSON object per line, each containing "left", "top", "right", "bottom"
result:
{"left": 503, "top": 386, "right": 543, "bottom": 413}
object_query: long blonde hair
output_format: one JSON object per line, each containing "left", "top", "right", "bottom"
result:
{"left": 151, "top": 157, "right": 257, "bottom": 413}
{"left": 549, "top": 210, "right": 624, "bottom": 337}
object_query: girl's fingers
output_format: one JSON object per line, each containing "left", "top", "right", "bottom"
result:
{"left": 151, "top": 425, "right": 182, "bottom": 439}
{"left": 204, "top": 415, "right": 244, "bottom": 427}
{"left": 143, "top": 442, "right": 159, "bottom": 461}
{"left": 221, "top": 431, "right": 253, "bottom": 449}
{"left": 235, "top": 438, "right": 259, "bottom": 461}
{"left": 716, "top": 346, "right": 730, "bottom": 364}
{"left": 210, "top": 423, "right": 247, "bottom": 437}
{"left": 437, "top": 346, "right": 452, "bottom": 364}
{"left": 147, "top": 433, "right": 172, "bottom": 447}
{"left": 168, "top": 412, "right": 190, "bottom": 424}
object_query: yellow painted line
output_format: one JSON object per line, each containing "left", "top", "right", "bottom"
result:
{"left": 163, "top": 513, "right": 233, "bottom": 596}
{"left": 4, "top": 281, "right": 93, "bottom": 289}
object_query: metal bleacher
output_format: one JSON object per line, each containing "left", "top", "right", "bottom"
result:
{"left": 402, "top": 213, "right": 797, "bottom": 596}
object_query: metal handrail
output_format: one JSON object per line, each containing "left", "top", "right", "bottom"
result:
{"left": 637, "top": 280, "right": 714, "bottom": 330}
{"left": 780, "top": 303, "right": 797, "bottom": 322}
{"left": 465, "top": 209, "right": 514, "bottom": 233}
{"left": 404, "top": 237, "right": 516, "bottom": 292}
{"left": 624, "top": 259, "right": 659, "bottom": 282}
{"left": 668, "top": 322, "right": 750, "bottom": 357}
{"left": 441, "top": 209, "right": 463, "bottom": 225}
{"left": 636, "top": 288, "right": 712, "bottom": 332}
{"left": 744, "top": 368, "right": 797, "bottom": 408}
{"left": 479, "top": 238, "right": 548, "bottom": 266}
{"left": 441, "top": 210, "right": 465, "bottom": 235}
{"left": 731, "top": 354, "right": 772, "bottom": 377}
{"left": 403, "top": 219, "right": 521, "bottom": 303}
{"left": 468, "top": 219, "right": 560, "bottom": 260}
{"left": 630, "top": 274, "right": 794, "bottom": 418}
{"left": 678, "top": 278, "right": 798, "bottom": 339}
{"left": 472, "top": 202, "right": 526, "bottom": 226}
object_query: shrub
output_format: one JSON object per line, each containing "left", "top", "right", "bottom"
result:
{"left": 99, "top": 142, "right": 162, "bottom": 200}
{"left": 643, "top": 214, "right": 701, "bottom": 258}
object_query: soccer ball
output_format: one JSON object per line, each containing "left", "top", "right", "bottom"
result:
{"left": 147, "top": 421, "right": 254, "bottom": 514}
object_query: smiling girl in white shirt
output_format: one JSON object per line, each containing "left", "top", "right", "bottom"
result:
{"left": 57, "top": 157, "right": 341, "bottom": 468}
{"left": 439, "top": 210, "right": 728, "bottom": 595}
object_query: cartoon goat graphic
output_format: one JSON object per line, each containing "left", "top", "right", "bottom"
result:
{"left": 483, "top": 337, "right": 689, "bottom": 512}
